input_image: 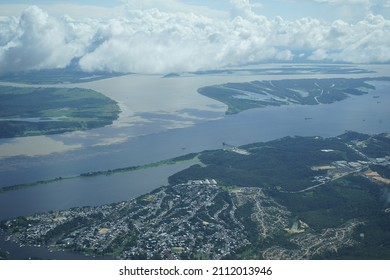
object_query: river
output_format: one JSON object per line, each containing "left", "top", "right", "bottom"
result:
{"left": 0, "top": 66, "right": 389, "bottom": 214}
{"left": 0, "top": 65, "right": 389, "bottom": 259}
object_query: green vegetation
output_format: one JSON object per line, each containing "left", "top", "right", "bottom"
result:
{"left": 190, "top": 65, "right": 376, "bottom": 76}
{"left": 198, "top": 78, "right": 380, "bottom": 114}
{"left": 0, "top": 176, "right": 74, "bottom": 194}
{"left": 359, "top": 134, "right": 390, "bottom": 158}
{"left": 80, "top": 153, "right": 200, "bottom": 177}
{"left": 0, "top": 249, "right": 8, "bottom": 260}
{"left": 168, "top": 132, "right": 390, "bottom": 259}
{"left": 371, "top": 164, "right": 390, "bottom": 178}
{"left": 0, "top": 153, "right": 200, "bottom": 193}
{"left": 0, "top": 68, "right": 125, "bottom": 84}
{"left": 0, "top": 85, "right": 120, "bottom": 138}
{"left": 270, "top": 175, "right": 383, "bottom": 230}
{"left": 169, "top": 135, "right": 363, "bottom": 192}
{"left": 316, "top": 214, "right": 390, "bottom": 260}
{"left": 289, "top": 173, "right": 385, "bottom": 255}
{"left": 2, "top": 132, "right": 389, "bottom": 260}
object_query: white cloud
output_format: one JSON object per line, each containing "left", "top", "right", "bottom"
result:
{"left": 230, "top": 0, "right": 263, "bottom": 19}
{"left": 312, "top": 0, "right": 390, "bottom": 20}
{"left": 0, "top": 6, "right": 88, "bottom": 73}
{"left": 315, "top": 0, "right": 370, "bottom": 3}
{"left": 314, "top": 1, "right": 368, "bottom": 22}
{"left": 320, "top": 14, "right": 390, "bottom": 63}
{"left": 122, "top": 0, "right": 227, "bottom": 19}
{"left": 0, "top": 2, "right": 389, "bottom": 74}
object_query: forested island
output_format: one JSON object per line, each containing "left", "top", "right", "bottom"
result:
{"left": 198, "top": 77, "right": 389, "bottom": 114}
{"left": 1, "top": 132, "right": 389, "bottom": 260}
{"left": 164, "top": 65, "right": 376, "bottom": 78}
{"left": 0, "top": 86, "right": 120, "bottom": 138}
{"left": 0, "top": 67, "right": 126, "bottom": 84}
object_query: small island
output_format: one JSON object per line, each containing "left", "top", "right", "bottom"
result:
{"left": 0, "top": 86, "right": 120, "bottom": 138}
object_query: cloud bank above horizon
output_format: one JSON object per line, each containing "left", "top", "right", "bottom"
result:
{"left": 0, "top": 0, "right": 389, "bottom": 74}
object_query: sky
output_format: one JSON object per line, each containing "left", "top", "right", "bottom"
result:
{"left": 0, "top": 0, "right": 389, "bottom": 74}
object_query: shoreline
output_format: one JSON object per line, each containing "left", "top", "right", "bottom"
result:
{"left": 1, "top": 64, "right": 389, "bottom": 159}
